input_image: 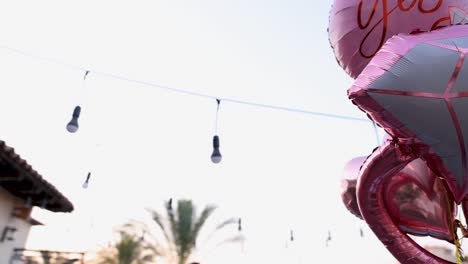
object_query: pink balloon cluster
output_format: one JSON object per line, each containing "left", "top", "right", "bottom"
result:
{"left": 331, "top": 1, "right": 468, "bottom": 263}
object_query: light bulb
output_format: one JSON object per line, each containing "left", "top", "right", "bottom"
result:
{"left": 66, "top": 106, "right": 81, "bottom": 133}
{"left": 211, "top": 149, "right": 222, "bottom": 163}
{"left": 82, "top": 172, "right": 91, "bottom": 189}
{"left": 211, "top": 135, "right": 222, "bottom": 163}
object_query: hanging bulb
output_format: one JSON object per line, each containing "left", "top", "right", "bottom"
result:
{"left": 238, "top": 218, "right": 242, "bottom": 232}
{"left": 66, "top": 106, "right": 81, "bottom": 133}
{"left": 82, "top": 172, "right": 91, "bottom": 189}
{"left": 211, "top": 99, "right": 222, "bottom": 164}
{"left": 211, "top": 135, "right": 222, "bottom": 163}
{"left": 326, "top": 230, "right": 332, "bottom": 247}
{"left": 290, "top": 230, "right": 294, "bottom": 242}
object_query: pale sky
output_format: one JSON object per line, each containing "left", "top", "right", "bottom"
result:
{"left": 0, "top": 0, "right": 453, "bottom": 263}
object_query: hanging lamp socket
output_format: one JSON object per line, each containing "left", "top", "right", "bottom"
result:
{"left": 66, "top": 106, "right": 81, "bottom": 133}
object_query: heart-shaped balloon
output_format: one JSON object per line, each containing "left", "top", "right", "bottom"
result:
{"left": 329, "top": 0, "right": 461, "bottom": 78}
{"left": 341, "top": 156, "right": 367, "bottom": 219}
{"left": 357, "top": 141, "right": 455, "bottom": 264}
{"left": 349, "top": 25, "right": 468, "bottom": 202}
{"left": 385, "top": 159, "right": 456, "bottom": 242}
{"left": 341, "top": 156, "right": 456, "bottom": 242}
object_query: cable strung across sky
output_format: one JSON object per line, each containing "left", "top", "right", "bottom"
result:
{"left": 0, "top": 45, "right": 369, "bottom": 123}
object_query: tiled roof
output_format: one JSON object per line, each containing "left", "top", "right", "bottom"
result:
{"left": 0, "top": 141, "right": 73, "bottom": 213}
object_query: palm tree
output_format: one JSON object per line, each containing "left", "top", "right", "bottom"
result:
{"left": 38, "top": 250, "right": 79, "bottom": 264}
{"left": 96, "top": 223, "right": 157, "bottom": 264}
{"left": 148, "top": 199, "right": 243, "bottom": 264}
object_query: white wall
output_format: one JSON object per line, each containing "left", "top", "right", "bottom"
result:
{"left": 0, "top": 188, "right": 32, "bottom": 264}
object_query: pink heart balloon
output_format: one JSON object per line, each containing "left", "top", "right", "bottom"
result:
{"left": 341, "top": 156, "right": 456, "bottom": 242}
{"left": 329, "top": 0, "right": 461, "bottom": 78}
{"left": 357, "top": 142, "right": 455, "bottom": 264}
{"left": 384, "top": 159, "right": 456, "bottom": 242}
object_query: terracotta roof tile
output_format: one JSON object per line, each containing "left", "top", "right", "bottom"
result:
{"left": 0, "top": 141, "right": 73, "bottom": 213}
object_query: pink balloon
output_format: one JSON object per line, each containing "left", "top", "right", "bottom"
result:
{"left": 329, "top": 0, "right": 460, "bottom": 78}
{"left": 381, "top": 132, "right": 392, "bottom": 144}
{"left": 342, "top": 155, "right": 456, "bottom": 242}
{"left": 349, "top": 25, "right": 468, "bottom": 203}
{"left": 343, "top": 156, "right": 367, "bottom": 181}
{"left": 341, "top": 156, "right": 367, "bottom": 219}
{"left": 345, "top": 26, "right": 468, "bottom": 263}
{"left": 357, "top": 141, "right": 455, "bottom": 264}
{"left": 384, "top": 158, "right": 455, "bottom": 242}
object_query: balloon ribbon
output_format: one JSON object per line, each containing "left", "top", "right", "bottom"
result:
{"left": 438, "top": 177, "right": 464, "bottom": 264}
{"left": 455, "top": 220, "right": 467, "bottom": 263}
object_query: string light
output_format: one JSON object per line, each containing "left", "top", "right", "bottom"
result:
{"left": 0, "top": 45, "right": 378, "bottom": 251}
{"left": 66, "top": 106, "right": 81, "bottom": 133}
{"left": 326, "top": 230, "right": 332, "bottom": 247}
{"left": 0, "top": 45, "right": 369, "bottom": 123}
{"left": 211, "top": 136, "right": 222, "bottom": 164}
{"left": 211, "top": 99, "right": 222, "bottom": 164}
{"left": 290, "top": 230, "right": 294, "bottom": 242}
{"left": 238, "top": 218, "right": 242, "bottom": 232}
{"left": 82, "top": 172, "right": 91, "bottom": 189}
{"left": 66, "top": 71, "right": 89, "bottom": 133}
{"left": 4, "top": 46, "right": 378, "bottom": 161}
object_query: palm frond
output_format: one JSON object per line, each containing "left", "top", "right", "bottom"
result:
{"left": 213, "top": 217, "right": 237, "bottom": 231}
{"left": 191, "top": 205, "right": 217, "bottom": 247}
{"left": 141, "top": 241, "right": 160, "bottom": 256}
{"left": 116, "top": 234, "right": 140, "bottom": 263}
{"left": 146, "top": 200, "right": 241, "bottom": 264}
{"left": 176, "top": 200, "right": 196, "bottom": 262}
{"left": 215, "top": 234, "right": 245, "bottom": 247}
{"left": 97, "top": 224, "right": 157, "bottom": 264}
{"left": 202, "top": 217, "right": 237, "bottom": 244}
{"left": 166, "top": 199, "right": 179, "bottom": 247}
{"left": 149, "top": 208, "right": 173, "bottom": 244}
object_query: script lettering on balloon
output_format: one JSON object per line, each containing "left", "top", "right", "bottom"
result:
{"left": 357, "top": 0, "right": 448, "bottom": 58}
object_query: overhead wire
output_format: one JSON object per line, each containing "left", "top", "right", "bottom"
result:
{"left": 0, "top": 45, "right": 370, "bottom": 123}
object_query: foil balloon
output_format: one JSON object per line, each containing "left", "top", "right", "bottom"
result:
{"left": 357, "top": 142, "right": 456, "bottom": 264}
{"left": 347, "top": 25, "right": 468, "bottom": 263}
{"left": 385, "top": 158, "right": 455, "bottom": 243}
{"left": 341, "top": 156, "right": 366, "bottom": 219}
{"left": 340, "top": 137, "right": 391, "bottom": 219}
{"left": 328, "top": 0, "right": 462, "bottom": 79}
{"left": 349, "top": 25, "right": 468, "bottom": 202}
{"left": 330, "top": 0, "right": 468, "bottom": 262}
{"left": 341, "top": 155, "right": 456, "bottom": 240}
